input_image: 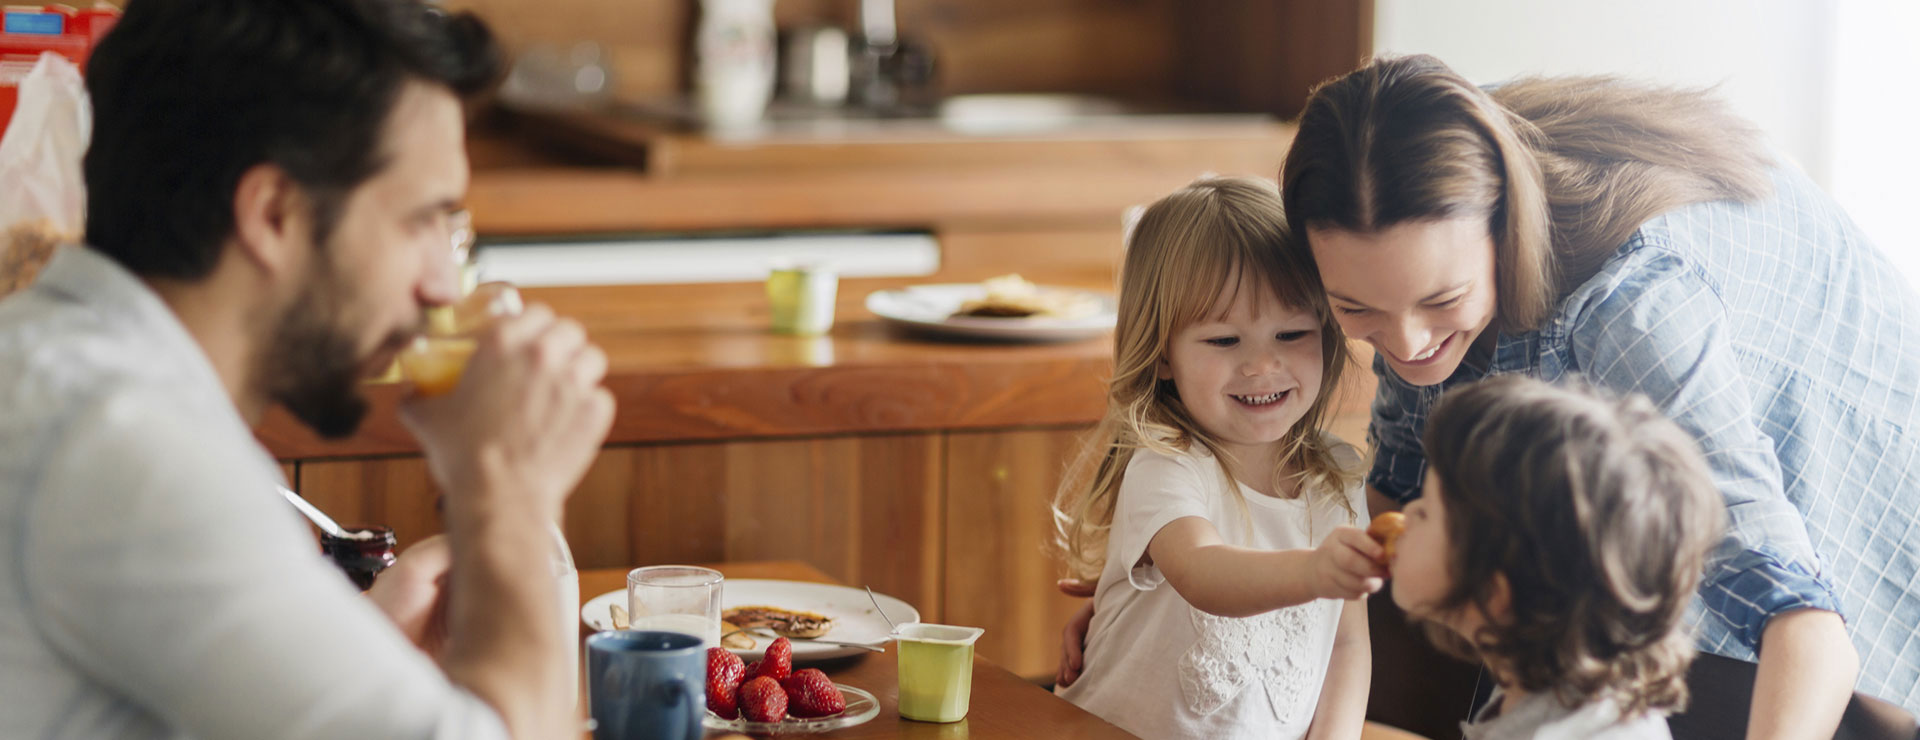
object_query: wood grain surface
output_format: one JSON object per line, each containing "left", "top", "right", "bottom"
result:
{"left": 942, "top": 428, "right": 1097, "bottom": 679}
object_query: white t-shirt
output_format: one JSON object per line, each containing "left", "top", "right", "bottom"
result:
{"left": 0, "top": 249, "right": 508, "bottom": 739}
{"left": 1462, "top": 688, "right": 1673, "bottom": 740}
{"left": 1057, "top": 437, "right": 1365, "bottom": 740}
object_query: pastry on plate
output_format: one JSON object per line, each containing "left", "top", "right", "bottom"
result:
{"left": 951, "top": 274, "right": 1100, "bottom": 320}
{"left": 723, "top": 605, "right": 836, "bottom": 639}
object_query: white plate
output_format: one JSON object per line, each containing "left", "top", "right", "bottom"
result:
{"left": 865, "top": 284, "right": 1116, "bottom": 342}
{"left": 582, "top": 579, "right": 920, "bottom": 662}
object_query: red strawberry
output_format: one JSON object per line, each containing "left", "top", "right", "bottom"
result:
{"left": 706, "top": 647, "right": 745, "bottom": 719}
{"left": 756, "top": 637, "right": 793, "bottom": 681}
{"left": 780, "top": 668, "right": 847, "bottom": 718}
{"left": 737, "top": 675, "right": 788, "bottom": 722}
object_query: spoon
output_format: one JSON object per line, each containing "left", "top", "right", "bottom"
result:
{"left": 277, "top": 485, "right": 354, "bottom": 539}
{"left": 867, "top": 586, "right": 899, "bottom": 632}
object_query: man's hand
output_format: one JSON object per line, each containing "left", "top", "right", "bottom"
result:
{"left": 397, "top": 303, "right": 614, "bottom": 739}
{"left": 1308, "top": 527, "right": 1388, "bottom": 600}
{"left": 400, "top": 304, "right": 614, "bottom": 516}
{"left": 365, "top": 535, "right": 451, "bottom": 657}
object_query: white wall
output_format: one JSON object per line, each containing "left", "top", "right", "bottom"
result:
{"left": 1371, "top": 0, "right": 1915, "bottom": 283}
{"left": 1827, "top": 0, "right": 1920, "bottom": 281}
{"left": 1373, "top": 0, "right": 1834, "bottom": 180}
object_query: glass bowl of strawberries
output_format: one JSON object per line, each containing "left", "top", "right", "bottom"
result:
{"left": 703, "top": 639, "right": 881, "bottom": 734}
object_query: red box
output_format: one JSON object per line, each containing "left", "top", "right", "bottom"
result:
{"left": 0, "top": 4, "right": 118, "bottom": 136}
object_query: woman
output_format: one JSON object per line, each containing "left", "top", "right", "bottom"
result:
{"left": 1060, "top": 55, "right": 1920, "bottom": 732}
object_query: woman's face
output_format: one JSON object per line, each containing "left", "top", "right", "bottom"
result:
{"left": 1308, "top": 218, "right": 1498, "bottom": 386}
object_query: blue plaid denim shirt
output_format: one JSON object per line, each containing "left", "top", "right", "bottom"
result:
{"left": 1367, "top": 165, "right": 1920, "bottom": 707}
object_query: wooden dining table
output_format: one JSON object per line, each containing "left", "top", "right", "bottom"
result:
{"left": 578, "top": 561, "right": 1139, "bottom": 739}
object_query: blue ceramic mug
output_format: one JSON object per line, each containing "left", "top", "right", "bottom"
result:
{"left": 585, "top": 630, "right": 705, "bottom": 740}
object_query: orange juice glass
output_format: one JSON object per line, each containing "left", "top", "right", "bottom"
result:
{"left": 391, "top": 281, "right": 521, "bottom": 396}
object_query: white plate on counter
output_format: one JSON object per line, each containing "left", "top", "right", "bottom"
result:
{"left": 865, "top": 284, "right": 1116, "bottom": 342}
{"left": 582, "top": 579, "right": 920, "bottom": 662}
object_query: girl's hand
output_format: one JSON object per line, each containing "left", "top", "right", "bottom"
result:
{"left": 1309, "top": 527, "right": 1389, "bottom": 600}
{"left": 1056, "top": 598, "right": 1096, "bottom": 688}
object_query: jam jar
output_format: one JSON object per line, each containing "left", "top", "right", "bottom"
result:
{"left": 320, "top": 525, "right": 397, "bottom": 591}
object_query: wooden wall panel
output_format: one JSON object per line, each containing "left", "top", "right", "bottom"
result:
{"left": 943, "top": 426, "right": 1095, "bottom": 680}
{"left": 299, "top": 456, "right": 444, "bottom": 553}
{"left": 291, "top": 434, "right": 942, "bottom": 619}
{"left": 1173, "top": 0, "right": 1372, "bottom": 119}
{"left": 445, "top": 0, "right": 1182, "bottom": 101}
{"left": 560, "top": 434, "right": 945, "bottom": 619}
{"left": 715, "top": 434, "right": 945, "bottom": 620}
{"left": 565, "top": 442, "right": 730, "bottom": 569}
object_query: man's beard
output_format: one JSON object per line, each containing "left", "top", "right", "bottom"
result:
{"left": 261, "top": 261, "right": 372, "bottom": 440}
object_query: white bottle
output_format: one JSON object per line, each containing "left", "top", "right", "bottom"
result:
{"left": 548, "top": 520, "right": 581, "bottom": 710}
{"left": 695, "top": 0, "right": 776, "bottom": 131}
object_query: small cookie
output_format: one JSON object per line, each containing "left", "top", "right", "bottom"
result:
{"left": 1366, "top": 512, "right": 1407, "bottom": 564}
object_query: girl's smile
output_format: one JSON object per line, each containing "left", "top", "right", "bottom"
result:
{"left": 1159, "top": 276, "right": 1324, "bottom": 485}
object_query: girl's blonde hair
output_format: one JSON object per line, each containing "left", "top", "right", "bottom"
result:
{"left": 1280, "top": 54, "right": 1772, "bottom": 334}
{"left": 1053, "top": 176, "right": 1360, "bottom": 582}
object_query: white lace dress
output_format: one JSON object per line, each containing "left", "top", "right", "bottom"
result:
{"left": 1056, "top": 441, "right": 1363, "bottom": 740}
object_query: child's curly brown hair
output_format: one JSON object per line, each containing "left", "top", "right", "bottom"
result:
{"left": 1419, "top": 375, "right": 1725, "bottom": 716}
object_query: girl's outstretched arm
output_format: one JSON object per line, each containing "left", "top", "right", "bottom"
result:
{"left": 1148, "top": 516, "right": 1385, "bottom": 618}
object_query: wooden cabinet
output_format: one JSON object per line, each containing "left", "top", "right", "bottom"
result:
{"left": 566, "top": 435, "right": 945, "bottom": 617}
{"left": 943, "top": 427, "right": 1095, "bottom": 679}
{"left": 300, "top": 456, "right": 441, "bottom": 552}
{"left": 288, "top": 426, "right": 1086, "bottom": 680}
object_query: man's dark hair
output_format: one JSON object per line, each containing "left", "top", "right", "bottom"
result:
{"left": 83, "top": 0, "right": 502, "bottom": 279}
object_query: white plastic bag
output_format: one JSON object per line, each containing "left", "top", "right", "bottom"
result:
{"left": 0, "top": 52, "right": 90, "bottom": 296}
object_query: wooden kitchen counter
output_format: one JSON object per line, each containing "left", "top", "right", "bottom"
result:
{"left": 257, "top": 275, "right": 1115, "bottom": 461}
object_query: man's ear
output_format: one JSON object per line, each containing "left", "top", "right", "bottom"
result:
{"left": 229, "top": 163, "right": 312, "bottom": 280}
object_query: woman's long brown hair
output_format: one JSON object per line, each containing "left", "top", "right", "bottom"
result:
{"left": 1281, "top": 54, "right": 1773, "bottom": 333}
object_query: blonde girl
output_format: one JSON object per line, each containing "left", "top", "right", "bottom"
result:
{"left": 1052, "top": 176, "right": 1383, "bottom": 740}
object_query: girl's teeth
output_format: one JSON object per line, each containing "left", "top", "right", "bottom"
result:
{"left": 1234, "top": 392, "right": 1284, "bottom": 404}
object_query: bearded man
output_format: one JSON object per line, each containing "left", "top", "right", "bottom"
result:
{"left": 0, "top": 1, "right": 613, "bottom": 737}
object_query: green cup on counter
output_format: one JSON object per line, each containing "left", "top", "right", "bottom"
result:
{"left": 894, "top": 623, "right": 986, "bottom": 723}
{"left": 766, "top": 263, "right": 838, "bottom": 335}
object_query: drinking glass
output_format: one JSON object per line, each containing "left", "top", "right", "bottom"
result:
{"left": 626, "top": 566, "right": 724, "bottom": 648}
{"left": 395, "top": 280, "right": 523, "bottom": 396}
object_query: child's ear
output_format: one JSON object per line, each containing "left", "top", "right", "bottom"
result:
{"left": 1156, "top": 356, "right": 1173, "bottom": 380}
{"left": 1486, "top": 571, "right": 1514, "bottom": 623}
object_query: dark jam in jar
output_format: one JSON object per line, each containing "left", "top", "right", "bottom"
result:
{"left": 320, "top": 525, "right": 397, "bottom": 591}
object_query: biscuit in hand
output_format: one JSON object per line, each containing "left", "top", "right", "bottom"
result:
{"left": 1366, "top": 512, "right": 1406, "bottom": 565}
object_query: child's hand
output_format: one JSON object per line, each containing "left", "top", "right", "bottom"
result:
{"left": 1309, "top": 527, "right": 1389, "bottom": 600}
